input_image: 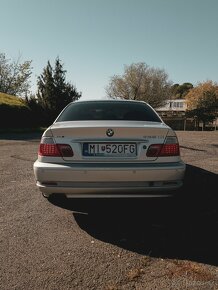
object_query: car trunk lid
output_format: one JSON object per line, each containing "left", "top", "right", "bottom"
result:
{"left": 46, "top": 121, "right": 170, "bottom": 161}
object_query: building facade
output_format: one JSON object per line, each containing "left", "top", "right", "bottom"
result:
{"left": 156, "top": 99, "right": 217, "bottom": 130}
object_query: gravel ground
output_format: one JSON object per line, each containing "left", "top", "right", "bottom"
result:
{"left": 0, "top": 130, "right": 218, "bottom": 290}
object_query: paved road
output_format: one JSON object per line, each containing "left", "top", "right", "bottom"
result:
{"left": 0, "top": 131, "right": 218, "bottom": 289}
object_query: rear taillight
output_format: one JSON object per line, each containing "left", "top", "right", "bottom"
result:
{"left": 39, "top": 143, "right": 61, "bottom": 156}
{"left": 39, "top": 137, "right": 74, "bottom": 157}
{"left": 146, "top": 136, "right": 180, "bottom": 157}
{"left": 159, "top": 143, "right": 180, "bottom": 156}
{"left": 146, "top": 144, "right": 162, "bottom": 157}
{"left": 57, "top": 144, "right": 74, "bottom": 157}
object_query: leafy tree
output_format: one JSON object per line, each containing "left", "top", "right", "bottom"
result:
{"left": 53, "top": 58, "right": 81, "bottom": 114}
{"left": 37, "top": 61, "right": 55, "bottom": 112}
{"left": 185, "top": 81, "right": 218, "bottom": 129}
{"left": 106, "top": 62, "right": 172, "bottom": 108}
{"left": 171, "top": 82, "right": 193, "bottom": 99}
{"left": 0, "top": 52, "right": 32, "bottom": 96}
{"left": 36, "top": 57, "right": 81, "bottom": 124}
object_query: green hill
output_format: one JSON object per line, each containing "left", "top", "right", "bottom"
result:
{"left": 0, "top": 92, "right": 31, "bottom": 130}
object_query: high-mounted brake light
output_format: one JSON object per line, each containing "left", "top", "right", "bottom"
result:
{"left": 38, "top": 137, "right": 74, "bottom": 157}
{"left": 146, "top": 136, "right": 180, "bottom": 157}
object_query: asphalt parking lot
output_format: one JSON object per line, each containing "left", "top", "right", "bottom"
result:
{"left": 0, "top": 131, "right": 218, "bottom": 289}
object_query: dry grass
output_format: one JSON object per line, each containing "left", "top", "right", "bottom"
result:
{"left": 0, "top": 92, "right": 26, "bottom": 107}
{"left": 167, "top": 260, "right": 216, "bottom": 282}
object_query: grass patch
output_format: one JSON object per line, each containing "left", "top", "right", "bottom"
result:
{"left": 0, "top": 92, "right": 26, "bottom": 107}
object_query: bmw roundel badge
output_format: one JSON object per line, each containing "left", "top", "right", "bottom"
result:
{"left": 106, "top": 128, "right": 114, "bottom": 137}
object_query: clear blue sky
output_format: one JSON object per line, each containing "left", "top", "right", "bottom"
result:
{"left": 1, "top": 0, "right": 218, "bottom": 99}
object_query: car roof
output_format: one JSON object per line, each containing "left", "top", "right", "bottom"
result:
{"left": 73, "top": 99, "right": 147, "bottom": 105}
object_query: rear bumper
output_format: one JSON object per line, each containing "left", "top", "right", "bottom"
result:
{"left": 33, "top": 161, "right": 186, "bottom": 197}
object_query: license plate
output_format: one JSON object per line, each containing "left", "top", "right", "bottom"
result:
{"left": 83, "top": 143, "right": 137, "bottom": 157}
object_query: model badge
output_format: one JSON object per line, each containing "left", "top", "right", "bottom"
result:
{"left": 106, "top": 128, "right": 114, "bottom": 137}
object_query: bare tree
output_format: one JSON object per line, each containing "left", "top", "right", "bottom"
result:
{"left": 106, "top": 62, "right": 172, "bottom": 108}
{"left": 0, "top": 52, "right": 32, "bottom": 96}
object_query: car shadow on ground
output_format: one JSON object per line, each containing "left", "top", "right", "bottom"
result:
{"left": 48, "top": 164, "right": 218, "bottom": 266}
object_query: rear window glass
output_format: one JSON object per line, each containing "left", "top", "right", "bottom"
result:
{"left": 56, "top": 101, "right": 161, "bottom": 122}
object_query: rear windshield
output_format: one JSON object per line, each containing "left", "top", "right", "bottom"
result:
{"left": 56, "top": 101, "right": 162, "bottom": 122}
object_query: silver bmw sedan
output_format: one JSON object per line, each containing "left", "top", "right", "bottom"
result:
{"left": 33, "top": 99, "right": 186, "bottom": 198}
